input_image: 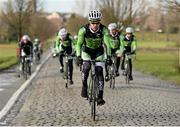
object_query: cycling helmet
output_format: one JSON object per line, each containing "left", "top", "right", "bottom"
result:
{"left": 108, "top": 23, "right": 118, "bottom": 31}
{"left": 58, "top": 28, "right": 67, "bottom": 39}
{"left": 22, "top": 35, "right": 29, "bottom": 41}
{"left": 88, "top": 10, "right": 102, "bottom": 22}
{"left": 126, "top": 27, "right": 134, "bottom": 33}
{"left": 34, "top": 38, "right": 39, "bottom": 42}
{"left": 74, "top": 35, "right": 78, "bottom": 40}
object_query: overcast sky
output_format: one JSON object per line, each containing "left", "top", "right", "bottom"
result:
{"left": 0, "top": 0, "right": 94, "bottom": 15}
{"left": 0, "top": 0, "right": 169, "bottom": 15}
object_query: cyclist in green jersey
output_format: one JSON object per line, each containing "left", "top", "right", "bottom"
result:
{"left": 76, "top": 10, "right": 111, "bottom": 106}
{"left": 105, "top": 23, "right": 122, "bottom": 81}
{"left": 56, "top": 28, "right": 74, "bottom": 84}
{"left": 120, "top": 27, "right": 137, "bottom": 80}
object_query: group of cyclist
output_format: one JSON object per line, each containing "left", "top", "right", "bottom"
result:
{"left": 17, "top": 34, "right": 43, "bottom": 75}
{"left": 54, "top": 10, "right": 137, "bottom": 106}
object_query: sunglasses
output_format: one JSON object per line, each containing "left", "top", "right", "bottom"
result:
{"left": 91, "top": 22, "right": 100, "bottom": 24}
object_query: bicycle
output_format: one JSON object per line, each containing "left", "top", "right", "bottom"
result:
{"left": 85, "top": 60, "right": 104, "bottom": 121}
{"left": 63, "top": 52, "right": 74, "bottom": 88}
{"left": 33, "top": 46, "right": 41, "bottom": 64}
{"left": 124, "top": 52, "right": 134, "bottom": 84}
{"left": 21, "top": 55, "right": 32, "bottom": 80}
{"left": 107, "top": 54, "right": 116, "bottom": 89}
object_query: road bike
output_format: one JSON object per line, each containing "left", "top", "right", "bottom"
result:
{"left": 63, "top": 52, "right": 74, "bottom": 88}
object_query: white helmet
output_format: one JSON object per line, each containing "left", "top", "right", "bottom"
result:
{"left": 126, "top": 27, "right": 134, "bottom": 33}
{"left": 108, "top": 23, "right": 118, "bottom": 31}
{"left": 22, "top": 35, "right": 30, "bottom": 41}
{"left": 34, "top": 38, "right": 39, "bottom": 42}
{"left": 88, "top": 10, "right": 102, "bottom": 22}
{"left": 74, "top": 35, "right": 78, "bottom": 40}
{"left": 58, "top": 28, "right": 67, "bottom": 39}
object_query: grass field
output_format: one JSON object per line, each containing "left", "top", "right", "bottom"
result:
{"left": 0, "top": 44, "right": 18, "bottom": 70}
{"left": 133, "top": 33, "right": 180, "bottom": 85}
{"left": 135, "top": 31, "right": 179, "bottom": 44}
{"left": 0, "top": 39, "right": 53, "bottom": 70}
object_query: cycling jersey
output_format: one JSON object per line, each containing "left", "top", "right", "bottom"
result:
{"left": 55, "top": 34, "right": 74, "bottom": 53}
{"left": 20, "top": 41, "right": 33, "bottom": 56}
{"left": 76, "top": 23, "right": 111, "bottom": 60}
{"left": 120, "top": 34, "right": 137, "bottom": 53}
{"left": 108, "top": 32, "right": 122, "bottom": 54}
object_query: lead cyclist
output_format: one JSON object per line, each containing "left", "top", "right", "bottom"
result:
{"left": 76, "top": 10, "right": 111, "bottom": 106}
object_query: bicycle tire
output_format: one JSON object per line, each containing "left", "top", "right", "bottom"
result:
{"left": 127, "top": 62, "right": 130, "bottom": 84}
{"left": 110, "top": 65, "right": 115, "bottom": 89}
{"left": 112, "top": 75, "right": 115, "bottom": 89}
{"left": 109, "top": 66, "right": 112, "bottom": 88}
{"left": 109, "top": 74, "right": 112, "bottom": 88}
{"left": 28, "top": 63, "right": 31, "bottom": 75}
{"left": 92, "top": 76, "right": 97, "bottom": 121}
{"left": 125, "top": 62, "right": 130, "bottom": 84}
{"left": 65, "top": 61, "right": 69, "bottom": 88}
{"left": 112, "top": 64, "right": 116, "bottom": 89}
{"left": 25, "top": 62, "right": 28, "bottom": 80}
{"left": 90, "top": 75, "right": 94, "bottom": 118}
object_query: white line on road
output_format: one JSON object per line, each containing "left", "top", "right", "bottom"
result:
{"left": 0, "top": 52, "right": 52, "bottom": 121}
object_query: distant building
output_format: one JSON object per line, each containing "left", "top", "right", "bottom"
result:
{"left": 46, "top": 12, "right": 72, "bottom": 31}
{"left": 46, "top": 12, "right": 64, "bottom": 31}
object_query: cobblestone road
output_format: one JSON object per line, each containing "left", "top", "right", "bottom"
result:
{"left": 6, "top": 56, "right": 180, "bottom": 126}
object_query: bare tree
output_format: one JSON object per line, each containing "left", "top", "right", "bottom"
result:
{"left": 1, "top": 0, "right": 32, "bottom": 41}
{"left": 96, "top": 0, "right": 150, "bottom": 26}
{"left": 66, "top": 14, "right": 88, "bottom": 35}
{"left": 160, "top": 0, "right": 180, "bottom": 40}
{"left": 163, "top": 0, "right": 180, "bottom": 12}
{"left": 0, "top": 0, "right": 44, "bottom": 41}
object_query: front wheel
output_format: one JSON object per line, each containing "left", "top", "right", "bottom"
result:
{"left": 125, "top": 62, "right": 130, "bottom": 84}
{"left": 65, "top": 83, "right": 68, "bottom": 88}
{"left": 65, "top": 61, "right": 69, "bottom": 88}
{"left": 90, "top": 76, "right": 97, "bottom": 121}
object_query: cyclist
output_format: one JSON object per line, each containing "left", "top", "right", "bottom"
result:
{"left": 56, "top": 28, "right": 74, "bottom": 84}
{"left": 120, "top": 27, "right": 137, "bottom": 80}
{"left": 19, "top": 35, "right": 33, "bottom": 73}
{"left": 33, "top": 38, "right": 41, "bottom": 60}
{"left": 76, "top": 10, "right": 111, "bottom": 106}
{"left": 105, "top": 23, "right": 122, "bottom": 81}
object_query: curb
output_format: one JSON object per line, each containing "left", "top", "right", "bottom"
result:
{"left": 0, "top": 52, "right": 52, "bottom": 121}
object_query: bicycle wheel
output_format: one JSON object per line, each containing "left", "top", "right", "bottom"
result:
{"left": 89, "top": 77, "right": 93, "bottom": 117}
{"left": 112, "top": 74, "right": 115, "bottom": 89}
{"left": 92, "top": 76, "right": 97, "bottom": 121}
{"left": 109, "top": 66, "right": 112, "bottom": 88}
{"left": 24, "top": 62, "right": 28, "bottom": 80}
{"left": 112, "top": 64, "right": 116, "bottom": 89}
{"left": 28, "top": 62, "right": 31, "bottom": 75}
{"left": 65, "top": 61, "right": 69, "bottom": 88}
{"left": 125, "top": 62, "right": 130, "bottom": 84}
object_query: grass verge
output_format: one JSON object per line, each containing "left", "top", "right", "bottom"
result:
{"left": 0, "top": 44, "right": 18, "bottom": 70}
{"left": 134, "top": 50, "right": 180, "bottom": 85}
